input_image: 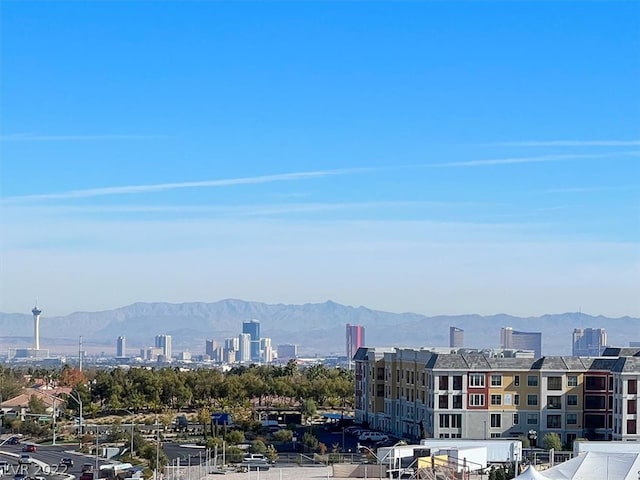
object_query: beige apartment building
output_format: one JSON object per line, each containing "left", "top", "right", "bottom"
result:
{"left": 354, "top": 347, "right": 640, "bottom": 447}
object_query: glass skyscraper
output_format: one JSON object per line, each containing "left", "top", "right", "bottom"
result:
{"left": 242, "top": 319, "right": 261, "bottom": 362}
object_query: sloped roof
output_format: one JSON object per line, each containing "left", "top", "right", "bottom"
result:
{"left": 515, "top": 465, "right": 546, "bottom": 480}
{"left": 602, "top": 347, "right": 640, "bottom": 357}
{"left": 610, "top": 357, "right": 640, "bottom": 373}
{"left": 537, "top": 452, "right": 640, "bottom": 480}
{"left": 0, "top": 386, "right": 72, "bottom": 410}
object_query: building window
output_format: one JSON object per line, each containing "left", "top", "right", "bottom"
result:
{"left": 568, "top": 375, "right": 578, "bottom": 387}
{"left": 629, "top": 379, "right": 638, "bottom": 394}
{"left": 513, "top": 413, "right": 519, "bottom": 425}
{"left": 527, "top": 394, "right": 538, "bottom": 406}
{"left": 527, "top": 376, "right": 539, "bottom": 387}
{"left": 628, "top": 420, "right": 637, "bottom": 434}
{"left": 453, "top": 395, "right": 463, "bottom": 409}
{"left": 491, "top": 394, "right": 502, "bottom": 406}
{"left": 547, "top": 377, "right": 562, "bottom": 391}
{"left": 469, "top": 374, "right": 485, "bottom": 387}
{"left": 439, "top": 395, "right": 449, "bottom": 409}
{"left": 452, "top": 414, "right": 462, "bottom": 428}
{"left": 514, "top": 394, "right": 520, "bottom": 405}
{"left": 547, "top": 396, "right": 562, "bottom": 409}
{"left": 567, "top": 413, "right": 578, "bottom": 425}
{"left": 490, "top": 433, "right": 502, "bottom": 438}
{"left": 491, "top": 375, "right": 502, "bottom": 387}
{"left": 453, "top": 376, "right": 463, "bottom": 390}
{"left": 469, "top": 394, "right": 485, "bottom": 406}
{"left": 585, "top": 395, "right": 606, "bottom": 410}
{"left": 567, "top": 395, "right": 578, "bottom": 406}
{"left": 490, "top": 413, "right": 501, "bottom": 428}
{"left": 585, "top": 376, "right": 606, "bottom": 391}
{"left": 439, "top": 376, "right": 449, "bottom": 390}
{"left": 527, "top": 413, "right": 538, "bottom": 425}
{"left": 439, "top": 414, "right": 450, "bottom": 428}
{"left": 514, "top": 375, "right": 520, "bottom": 387}
{"left": 547, "top": 415, "right": 562, "bottom": 429}
{"left": 628, "top": 399, "right": 637, "bottom": 414}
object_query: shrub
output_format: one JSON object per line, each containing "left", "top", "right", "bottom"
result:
{"left": 273, "top": 429, "right": 293, "bottom": 442}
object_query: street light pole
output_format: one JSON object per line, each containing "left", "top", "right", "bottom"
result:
{"left": 527, "top": 429, "right": 537, "bottom": 465}
{"left": 35, "top": 390, "right": 62, "bottom": 446}
{"left": 68, "top": 392, "right": 84, "bottom": 439}
{"left": 155, "top": 414, "right": 160, "bottom": 480}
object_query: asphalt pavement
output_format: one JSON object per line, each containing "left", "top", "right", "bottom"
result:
{"left": 0, "top": 443, "right": 92, "bottom": 480}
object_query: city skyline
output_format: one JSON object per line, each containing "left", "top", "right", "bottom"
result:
{"left": 1, "top": 2, "right": 639, "bottom": 318}
{"left": 0, "top": 300, "right": 637, "bottom": 359}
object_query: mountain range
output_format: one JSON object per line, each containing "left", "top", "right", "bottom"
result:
{"left": 0, "top": 299, "right": 637, "bottom": 356}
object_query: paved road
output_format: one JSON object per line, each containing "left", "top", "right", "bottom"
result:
{"left": 0, "top": 443, "right": 94, "bottom": 480}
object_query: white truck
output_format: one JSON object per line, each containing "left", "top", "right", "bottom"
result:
{"left": 419, "top": 439, "right": 522, "bottom": 464}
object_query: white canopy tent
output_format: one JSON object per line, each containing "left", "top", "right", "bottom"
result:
{"left": 514, "top": 465, "right": 546, "bottom": 480}
{"left": 515, "top": 452, "right": 640, "bottom": 480}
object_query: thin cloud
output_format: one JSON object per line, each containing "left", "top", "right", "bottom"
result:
{"left": 432, "top": 151, "right": 639, "bottom": 167}
{"left": 3, "top": 200, "right": 499, "bottom": 216}
{"left": 0, "top": 133, "right": 166, "bottom": 142}
{"left": 541, "top": 186, "right": 639, "bottom": 194}
{"left": 492, "top": 140, "right": 640, "bottom": 147}
{"left": 2, "top": 167, "right": 384, "bottom": 202}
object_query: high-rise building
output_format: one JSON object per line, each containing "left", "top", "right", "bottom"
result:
{"left": 573, "top": 328, "right": 607, "bottom": 356}
{"left": 205, "top": 339, "right": 218, "bottom": 360}
{"left": 242, "top": 320, "right": 261, "bottom": 362}
{"left": 238, "top": 333, "right": 251, "bottom": 362}
{"left": 277, "top": 344, "right": 298, "bottom": 359}
{"left": 500, "top": 327, "right": 542, "bottom": 358}
{"left": 116, "top": 336, "right": 126, "bottom": 357}
{"left": 155, "top": 334, "right": 172, "bottom": 359}
{"left": 346, "top": 324, "right": 365, "bottom": 364}
{"left": 449, "top": 327, "right": 464, "bottom": 348}
{"left": 260, "top": 338, "right": 274, "bottom": 363}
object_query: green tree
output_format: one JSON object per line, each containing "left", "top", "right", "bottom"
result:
{"left": 28, "top": 394, "right": 48, "bottom": 414}
{"left": 542, "top": 432, "right": 562, "bottom": 451}
{"left": 198, "top": 407, "right": 211, "bottom": 439}
{"left": 273, "top": 429, "right": 293, "bottom": 442}
{"left": 225, "top": 430, "right": 244, "bottom": 445}
{"left": 250, "top": 440, "right": 267, "bottom": 455}
{"left": 265, "top": 444, "right": 278, "bottom": 464}
{"left": 302, "top": 432, "right": 318, "bottom": 451}
{"left": 301, "top": 399, "right": 317, "bottom": 424}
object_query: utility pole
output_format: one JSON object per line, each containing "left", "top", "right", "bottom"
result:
{"left": 79, "top": 336, "right": 83, "bottom": 372}
{"left": 155, "top": 414, "right": 160, "bottom": 480}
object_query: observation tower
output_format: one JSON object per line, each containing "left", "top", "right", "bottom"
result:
{"left": 32, "top": 303, "right": 42, "bottom": 351}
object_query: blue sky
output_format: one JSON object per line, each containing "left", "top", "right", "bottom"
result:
{"left": 1, "top": 1, "right": 639, "bottom": 317}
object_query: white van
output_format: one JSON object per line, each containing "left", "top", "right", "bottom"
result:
{"left": 358, "top": 431, "right": 389, "bottom": 442}
{"left": 243, "top": 454, "right": 267, "bottom": 463}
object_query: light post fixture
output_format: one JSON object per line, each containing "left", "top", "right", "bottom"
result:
{"left": 527, "top": 429, "right": 537, "bottom": 465}
{"left": 111, "top": 408, "right": 135, "bottom": 458}
{"left": 67, "top": 391, "right": 84, "bottom": 444}
{"left": 155, "top": 414, "right": 160, "bottom": 480}
{"left": 37, "top": 390, "right": 62, "bottom": 446}
{"left": 358, "top": 441, "right": 406, "bottom": 479}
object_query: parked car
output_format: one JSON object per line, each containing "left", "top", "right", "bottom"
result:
{"left": 81, "top": 463, "right": 94, "bottom": 473}
{"left": 243, "top": 454, "right": 268, "bottom": 463}
{"left": 22, "top": 444, "right": 36, "bottom": 452}
{"left": 18, "top": 455, "right": 32, "bottom": 465}
{"left": 7, "top": 437, "right": 20, "bottom": 445}
{"left": 60, "top": 458, "right": 74, "bottom": 468}
{"left": 358, "top": 431, "right": 389, "bottom": 443}
{"left": 345, "top": 426, "right": 365, "bottom": 436}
